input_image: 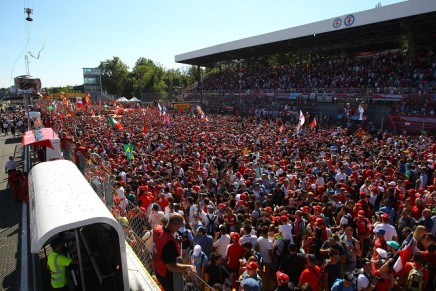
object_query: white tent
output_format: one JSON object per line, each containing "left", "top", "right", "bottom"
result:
{"left": 129, "top": 97, "right": 141, "bottom": 102}
{"left": 116, "top": 97, "right": 128, "bottom": 102}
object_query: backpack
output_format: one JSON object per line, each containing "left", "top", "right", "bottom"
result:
{"left": 355, "top": 217, "right": 369, "bottom": 237}
{"left": 406, "top": 264, "right": 424, "bottom": 291}
{"left": 205, "top": 214, "right": 217, "bottom": 235}
{"left": 407, "top": 170, "right": 417, "bottom": 187}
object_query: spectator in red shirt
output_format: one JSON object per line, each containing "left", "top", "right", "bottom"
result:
{"left": 398, "top": 252, "right": 429, "bottom": 291}
{"left": 298, "top": 254, "right": 321, "bottom": 291}
{"left": 225, "top": 232, "right": 244, "bottom": 274}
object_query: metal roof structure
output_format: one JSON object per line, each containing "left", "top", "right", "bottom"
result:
{"left": 175, "top": 0, "right": 436, "bottom": 66}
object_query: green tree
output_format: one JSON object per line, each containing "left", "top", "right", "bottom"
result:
{"left": 99, "top": 57, "right": 129, "bottom": 96}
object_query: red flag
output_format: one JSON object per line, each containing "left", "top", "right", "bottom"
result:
{"left": 310, "top": 117, "right": 317, "bottom": 129}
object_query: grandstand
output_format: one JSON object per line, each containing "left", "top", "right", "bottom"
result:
{"left": 175, "top": 0, "right": 436, "bottom": 134}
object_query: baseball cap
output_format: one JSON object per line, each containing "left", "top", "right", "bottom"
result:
{"left": 280, "top": 215, "right": 288, "bottom": 222}
{"left": 340, "top": 216, "right": 349, "bottom": 225}
{"left": 264, "top": 206, "right": 273, "bottom": 213}
{"left": 374, "top": 228, "right": 386, "bottom": 235}
{"left": 376, "top": 248, "right": 388, "bottom": 259}
{"left": 230, "top": 232, "right": 240, "bottom": 242}
{"left": 246, "top": 261, "right": 259, "bottom": 270}
{"left": 344, "top": 272, "right": 356, "bottom": 283}
{"left": 387, "top": 240, "right": 400, "bottom": 250}
{"left": 300, "top": 206, "right": 310, "bottom": 213}
{"left": 276, "top": 271, "right": 289, "bottom": 284}
{"left": 313, "top": 205, "right": 322, "bottom": 212}
{"left": 242, "top": 278, "right": 260, "bottom": 291}
{"left": 193, "top": 245, "right": 202, "bottom": 256}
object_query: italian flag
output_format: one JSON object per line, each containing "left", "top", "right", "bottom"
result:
{"left": 108, "top": 115, "right": 123, "bottom": 130}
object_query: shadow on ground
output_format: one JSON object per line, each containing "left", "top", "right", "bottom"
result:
{"left": 4, "top": 137, "right": 22, "bottom": 144}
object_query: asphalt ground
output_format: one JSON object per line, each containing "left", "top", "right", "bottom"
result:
{"left": 0, "top": 132, "right": 25, "bottom": 291}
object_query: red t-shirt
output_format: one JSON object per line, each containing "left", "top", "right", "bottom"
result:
{"left": 374, "top": 238, "right": 388, "bottom": 252}
{"left": 401, "top": 262, "right": 428, "bottom": 286}
{"left": 355, "top": 216, "right": 371, "bottom": 236}
{"left": 157, "top": 198, "right": 169, "bottom": 211}
{"left": 299, "top": 265, "right": 321, "bottom": 291}
{"left": 411, "top": 205, "right": 424, "bottom": 220}
{"left": 374, "top": 270, "right": 392, "bottom": 291}
{"left": 226, "top": 243, "right": 244, "bottom": 272}
{"left": 226, "top": 213, "right": 237, "bottom": 228}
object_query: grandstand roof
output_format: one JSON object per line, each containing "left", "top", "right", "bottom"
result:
{"left": 175, "top": 0, "right": 436, "bottom": 66}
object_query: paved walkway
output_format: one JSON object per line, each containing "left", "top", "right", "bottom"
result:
{"left": 0, "top": 133, "right": 25, "bottom": 291}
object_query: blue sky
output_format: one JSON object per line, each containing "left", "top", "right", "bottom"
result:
{"left": 0, "top": 0, "right": 405, "bottom": 88}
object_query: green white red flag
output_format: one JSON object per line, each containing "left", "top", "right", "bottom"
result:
{"left": 108, "top": 115, "right": 123, "bottom": 130}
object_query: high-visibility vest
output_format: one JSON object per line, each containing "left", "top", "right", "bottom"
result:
{"left": 47, "top": 251, "right": 72, "bottom": 288}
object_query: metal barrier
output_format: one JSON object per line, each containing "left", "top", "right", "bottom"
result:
{"left": 83, "top": 163, "right": 213, "bottom": 291}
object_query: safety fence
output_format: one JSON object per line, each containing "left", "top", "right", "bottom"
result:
{"left": 81, "top": 160, "right": 213, "bottom": 291}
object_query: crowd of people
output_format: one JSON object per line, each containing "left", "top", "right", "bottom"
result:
{"left": 31, "top": 98, "right": 434, "bottom": 291}
{"left": 2, "top": 111, "right": 28, "bottom": 203}
{"left": 187, "top": 50, "right": 436, "bottom": 94}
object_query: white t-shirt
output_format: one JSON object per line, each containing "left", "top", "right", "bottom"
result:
{"left": 213, "top": 234, "right": 231, "bottom": 258}
{"left": 188, "top": 205, "right": 199, "bottom": 224}
{"left": 257, "top": 236, "right": 273, "bottom": 264}
{"left": 373, "top": 223, "right": 397, "bottom": 241}
{"left": 5, "top": 160, "right": 17, "bottom": 171}
{"left": 149, "top": 210, "right": 164, "bottom": 228}
{"left": 315, "top": 177, "right": 325, "bottom": 186}
{"left": 239, "top": 234, "right": 258, "bottom": 248}
{"left": 279, "top": 223, "right": 293, "bottom": 241}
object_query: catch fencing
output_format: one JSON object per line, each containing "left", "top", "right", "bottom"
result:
{"left": 81, "top": 158, "right": 212, "bottom": 291}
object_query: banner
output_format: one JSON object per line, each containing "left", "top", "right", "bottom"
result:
{"left": 173, "top": 103, "right": 191, "bottom": 110}
{"left": 387, "top": 114, "right": 436, "bottom": 134}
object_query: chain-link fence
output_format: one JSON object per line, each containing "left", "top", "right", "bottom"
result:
{"left": 82, "top": 162, "right": 213, "bottom": 291}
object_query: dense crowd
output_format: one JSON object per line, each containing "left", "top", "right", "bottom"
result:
{"left": 187, "top": 50, "right": 436, "bottom": 94}
{"left": 33, "top": 101, "right": 434, "bottom": 291}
